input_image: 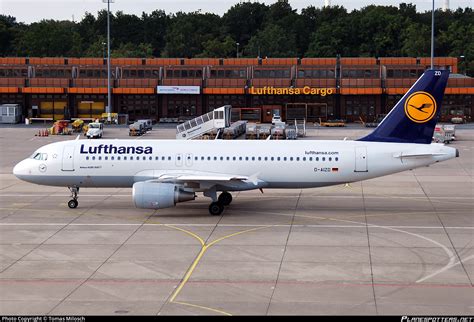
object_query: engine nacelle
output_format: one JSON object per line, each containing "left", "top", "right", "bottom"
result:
{"left": 132, "top": 182, "right": 195, "bottom": 209}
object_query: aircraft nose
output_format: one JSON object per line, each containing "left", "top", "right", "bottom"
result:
{"left": 13, "top": 160, "right": 30, "bottom": 179}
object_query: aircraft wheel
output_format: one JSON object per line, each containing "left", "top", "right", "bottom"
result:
{"left": 218, "top": 192, "right": 233, "bottom": 206}
{"left": 209, "top": 202, "right": 224, "bottom": 216}
{"left": 68, "top": 199, "right": 78, "bottom": 209}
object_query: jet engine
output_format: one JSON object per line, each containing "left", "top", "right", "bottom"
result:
{"left": 132, "top": 182, "right": 195, "bottom": 209}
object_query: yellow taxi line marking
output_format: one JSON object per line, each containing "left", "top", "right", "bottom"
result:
{"left": 172, "top": 300, "right": 232, "bottom": 316}
{"left": 163, "top": 224, "right": 205, "bottom": 246}
{"left": 166, "top": 224, "right": 276, "bottom": 315}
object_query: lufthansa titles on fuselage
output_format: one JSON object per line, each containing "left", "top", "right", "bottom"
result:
{"left": 80, "top": 144, "right": 153, "bottom": 155}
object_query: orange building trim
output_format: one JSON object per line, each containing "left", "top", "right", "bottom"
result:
{"left": 340, "top": 88, "right": 382, "bottom": 95}
{"left": 68, "top": 88, "right": 108, "bottom": 94}
{"left": 0, "top": 87, "right": 19, "bottom": 93}
{"left": 22, "top": 87, "right": 64, "bottom": 94}
{"left": 113, "top": 88, "right": 155, "bottom": 94}
{"left": 203, "top": 88, "right": 245, "bottom": 95}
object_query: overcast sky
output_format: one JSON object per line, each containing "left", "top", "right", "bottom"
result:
{"left": 1, "top": 0, "right": 472, "bottom": 23}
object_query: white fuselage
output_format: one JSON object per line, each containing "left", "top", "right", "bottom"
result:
{"left": 13, "top": 139, "right": 457, "bottom": 191}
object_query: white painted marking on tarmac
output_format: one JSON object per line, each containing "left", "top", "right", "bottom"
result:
{"left": 416, "top": 254, "right": 474, "bottom": 283}
{"left": 0, "top": 223, "right": 472, "bottom": 229}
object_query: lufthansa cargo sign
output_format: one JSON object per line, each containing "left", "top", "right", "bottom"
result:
{"left": 157, "top": 86, "right": 200, "bottom": 94}
{"left": 250, "top": 86, "right": 335, "bottom": 96}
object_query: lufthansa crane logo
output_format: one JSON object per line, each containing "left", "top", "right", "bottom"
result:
{"left": 404, "top": 91, "right": 437, "bottom": 123}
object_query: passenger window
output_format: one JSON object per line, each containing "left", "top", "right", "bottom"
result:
{"left": 271, "top": 157, "right": 274, "bottom": 161}
{"left": 252, "top": 157, "right": 255, "bottom": 161}
{"left": 86, "top": 156, "right": 89, "bottom": 160}
{"left": 309, "top": 157, "right": 313, "bottom": 161}
{"left": 201, "top": 156, "right": 204, "bottom": 160}
{"left": 130, "top": 156, "right": 134, "bottom": 160}
{"left": 277, "top": 157, "right": 280, "bottom": 161}
{"left": 117, "top": 156, "right": 121, "bottom": 160}
{"left": 220, "top": 157, "right": 224, "bottom": 161}
{"left": 290, "top": 157, "right": 293, "bottom": 161}
{"left": 264, "top": 157, "right": 268, "bottom": 161}
{"left": 335, "top": 157, "right": 339, "bottom": 161}
{"left": 111, "top": 156, "right": 114, "bottom": 160}
{"left": 283, "top": 157, "right": 287, "bottom": 161}
{"left": 104, "top": 156, "right": 108, "bottom": 160}
{"left": 258, "top": 157, "right": 261, "bottom": 161}
{"left": 149, "top": 156, "right": 152, "bottom": 161}
{"left": 124, "top": 156, "right": 127, "bottom": 160}
{"left": 42, "top": 153, "right": 48, "bottom": 161}
{"left": 208, "top": 157, "right": 211, "bottom": 160}
{"left": 143, "top": 156, "right": 146, "bottom": 161}
{"left": 168, "top": 156, "right": 171, "bottom": 160}
{"left": 226, "top": 157, "right": 230, "bottom": 161}
{"left": 329, "top": 157, "right": 332, "bottom": 161}
{"left": 155, "top": 156, "right": 159, "bottom": 160}
{"left": 245, "top": 157, "right": 249, "bottom": 161}
{"left": 303, "top": 157, "right": 306, "bottom": 161}
{"left": 92, "top": 156, "right": 95, "bottom": 160}
{"left": 296, "top": 157, "right": 300, "bottom": 161}
{"left": 233, "top": 157, "right": 236, "bottom": 161}
{"left": 316, "top": 157, "right": 319, "bottom": 161}
{"left": 322, "top": 157, "right": 326, "bottom": 161}
{"left": 214, "top": 157, "right": 217, "bottom": 161}
{"left": 239, "top": 157, "right": 242, "bottom": 161}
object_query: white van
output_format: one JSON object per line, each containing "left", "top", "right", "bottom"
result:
{"left": 86, "top": 122, "right": 103, "bottom": 139}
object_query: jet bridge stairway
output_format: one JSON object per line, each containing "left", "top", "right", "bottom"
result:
{"left": 176, "top": 105, "right": 232, "bottom": 140}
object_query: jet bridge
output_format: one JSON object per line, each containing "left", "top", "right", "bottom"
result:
{"left": 176, "top": 105, "right": 232, "bottom": 140}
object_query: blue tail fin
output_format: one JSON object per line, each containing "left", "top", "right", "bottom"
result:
{"left": 358, "top": 69, "right": 449, "bottom": 144}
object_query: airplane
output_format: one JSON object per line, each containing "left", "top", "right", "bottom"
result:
{"left": 13, "top": 69, "right": 458, "bottom": 216}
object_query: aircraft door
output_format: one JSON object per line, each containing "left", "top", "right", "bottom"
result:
{"left": 62, "top": 146, "right": 75, "bottom": 171}
{"left": 185, "top": 153, "right": 193, "bottom": 167}
{"left": 354, "top": 147, "right": 368, "bottom": 172}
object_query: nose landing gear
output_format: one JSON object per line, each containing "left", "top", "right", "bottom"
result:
{"left": 67, "top": 186, "right": 79, "bottom": 209}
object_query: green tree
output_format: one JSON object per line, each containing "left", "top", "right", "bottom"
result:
{"left": 401, "top": 22, "right": 431, "bottom": 57}
{"left": 0, "top": 15, "right": 18, "bottom": 56}
{"left": 197, "top": 36, "right": 236, "bottom": 58}
{"left": 245, "top": 24, "right": 297, "bottom": 58}
{"left": 222, "top": 2, "right": 267, "bottom": 47}
{"left": 14, "top": 20, "right": 76, "bottom": 57}
{"left": 111, "top": 42, "right": 153, "bottom": 58}
{"left": 141, "top": 10, "right": 169, "bottom": 57}
{"left": 162, "top": 11, "right": 221, "bottom": 57}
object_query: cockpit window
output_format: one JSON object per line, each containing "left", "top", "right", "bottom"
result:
{"left": 32, "top": 153, "right": 47, "bottom": 161}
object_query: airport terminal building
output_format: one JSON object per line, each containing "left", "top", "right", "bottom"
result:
{"left": 0, "top": 56, "right": 472, "bottom": 123}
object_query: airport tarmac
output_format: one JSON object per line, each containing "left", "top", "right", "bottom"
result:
{"left": 0, "top": 124, "right": 473, "bottom": 315}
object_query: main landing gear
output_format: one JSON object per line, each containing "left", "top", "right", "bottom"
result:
{"left": 67, "top": 186, "right": 79, "bottom": 209}
{"left": 207, "top": 191, "right": 233, "bottom": 216}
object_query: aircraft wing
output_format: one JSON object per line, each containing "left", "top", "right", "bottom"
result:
{"left": 134, "top": 170, "right": 263, "bottom": 189}
{"left": 155, "top": 173, "right": 249, "bottom": 183}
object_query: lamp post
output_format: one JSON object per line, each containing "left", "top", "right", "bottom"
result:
{"left": 103, "top": 0, "right": 114, "bottom": 122}
{"left": 236, "top": 42, "right": 240, "bottom": 58}
{"left": 431, "top": 0, "right": 435, "bottom": 69}
{"left": 460, "top": 55, "right": 465, "bottom": 75}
